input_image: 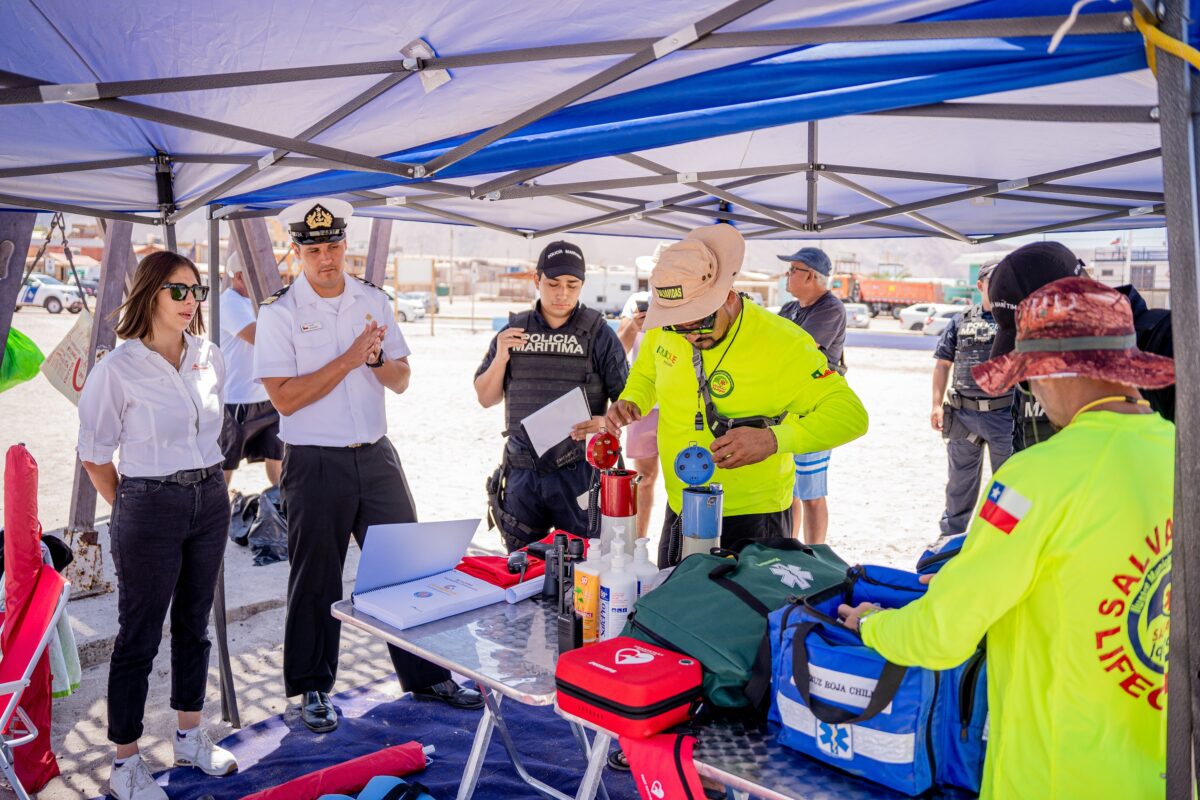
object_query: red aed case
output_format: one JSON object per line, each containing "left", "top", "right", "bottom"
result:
{"left": 555, "top": 637, "right": 702, "bottom": 738}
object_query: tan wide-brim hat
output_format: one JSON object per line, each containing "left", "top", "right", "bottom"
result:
{"left": 643, "top": 225, "right": 744, "bottom": 330}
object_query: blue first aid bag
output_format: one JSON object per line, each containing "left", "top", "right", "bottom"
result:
{"left": 768, "top": 565, "right": 986, "bottom": 796}
{"left": 915, "top": 534, "right": 967, "bottom": 574}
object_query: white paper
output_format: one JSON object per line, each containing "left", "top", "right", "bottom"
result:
{"left": 504, "top": 576, "right": 545, "bottom": 604}
{"left": 520, "top": 387, "right": 591, "bottom": 457}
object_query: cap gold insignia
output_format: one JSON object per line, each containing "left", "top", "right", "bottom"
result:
{"left": 305, "top": 205, "right": 334, "bottom": 230}
{"left": 365, "top": 313, "right": 374, "bottom": 322}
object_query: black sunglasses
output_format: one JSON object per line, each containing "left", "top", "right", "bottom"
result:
{"left": 664, "top": 309, "right": 719, "bottom": 335}
{"left": 162, "top": 283, "right": 209, "bottom": 302}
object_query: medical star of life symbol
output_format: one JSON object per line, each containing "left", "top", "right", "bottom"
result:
{"left": 818, "top": 722, "right": 852, "bottom": 759}
{"left": 770, "top": 563, "right": 814, "bottom": 590}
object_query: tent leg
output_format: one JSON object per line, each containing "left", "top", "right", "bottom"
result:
{"left": 212, "top": 563, "right": 240, "bottom": 727}
{"left": 1157, "top": 1, "right": 1200, "bottom": 797}
{"left": 0, "top": 212, "right": 37, "bottom": 375}
{"left": 806, "top": 121, "right": 818, "bottom": 228}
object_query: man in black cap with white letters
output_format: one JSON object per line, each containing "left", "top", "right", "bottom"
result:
{"left": 255, "top": 197, "right": 481, "bottom": 734}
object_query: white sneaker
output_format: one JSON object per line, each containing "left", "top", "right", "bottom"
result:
{"left": 172, "top": 728, "right": 238, "bottom": 776}
{"left": 108, "top": 754, "right": 168, "bottom": 800}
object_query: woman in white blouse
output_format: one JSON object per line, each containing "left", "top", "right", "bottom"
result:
{"left": 78, "top": 252, "right": 238, "bottom": 800}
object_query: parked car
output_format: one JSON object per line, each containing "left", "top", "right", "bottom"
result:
{"left": 14, "top": 273, "right": 83, "bottom": 314}
{"left": 401, "top": 291, "right": 440, "bottom": 314}
{"left": 899, "top": 302, "right": 959, "bottom": 331}
{"left": 843, "top": 302, "right": 870, "bottom": 329}
{"left": 394, "top": 296, "right": 426, "bottom": 323}
{"left": 922, "top": 307, "right": 965, "bottom": 337}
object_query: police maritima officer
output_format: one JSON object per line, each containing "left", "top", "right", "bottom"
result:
{"left": 474, "top": 241, "right": 629, "bottom": 551}
{"left": 254, "top": 198, "right": 481, "bottom": 734}
{"left": 930, "top": 262, "right": 1014, "bottom": 536}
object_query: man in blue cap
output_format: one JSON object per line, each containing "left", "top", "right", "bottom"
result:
{"left": 777, "top": 246, "right": 846, "bottom": 544}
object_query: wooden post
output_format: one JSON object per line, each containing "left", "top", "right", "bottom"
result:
{"left": 227, "top": 218, "right": 282, "bottom": 305}
{"left": 0, "top": 212, "right": 37, "bottom": 374}
{"left": 64, "top": 220, "right": 136, "bottom": 598}
{"left": 365, "top": 218, "right": 392, "bottom": 287}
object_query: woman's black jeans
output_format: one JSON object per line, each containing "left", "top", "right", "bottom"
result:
{"left": 106, "top": 470, "right": 229, "bottom": 745}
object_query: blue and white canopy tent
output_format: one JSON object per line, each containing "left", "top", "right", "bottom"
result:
{"left": 2, "top": 1, "right": 1199, "bottom": 793}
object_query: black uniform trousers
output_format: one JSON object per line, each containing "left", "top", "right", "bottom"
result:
{"left": 659, "top": 506, "right": 790, "bottom": 567}
{"left": 281, "top": 437, "right": 448, "bottom": 697}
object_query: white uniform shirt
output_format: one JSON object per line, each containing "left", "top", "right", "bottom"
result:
{"left": 218, "top": 286, "right": 268, "bottom": 404}
{"left": 77, "top": 333, "right": 226, "bottom": 477}
{"left": 620, "top": 290, "right": 651, "bottom": 361}
{"left": 253, "top": 271, "right": 409, "bottom": 447}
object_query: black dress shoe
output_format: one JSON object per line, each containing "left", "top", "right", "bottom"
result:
{"left": 301, "top": 690, "right": 338, "bottom": 733}
{"left": 411, "top": 679, "right": 484, "bottom": 710}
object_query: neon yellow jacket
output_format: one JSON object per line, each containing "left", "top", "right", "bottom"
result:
{"left": 619, "top": 301, "right": 868, "bottom": 516}
{"left": 863, "top": 411, "right": 1173, "bottom": 800}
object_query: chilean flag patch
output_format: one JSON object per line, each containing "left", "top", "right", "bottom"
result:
{"left": 979, "top": 481, "right": 1032, "bottom": 535}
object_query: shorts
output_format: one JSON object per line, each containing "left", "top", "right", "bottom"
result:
{"left": 220, "top": 401, "right": 283, "bottom": 470}
{"left": 793, "top": 450, "right": 830, "bottom": 501}
{"left": 624, "top": 408, "right": 659, "bottom": 461}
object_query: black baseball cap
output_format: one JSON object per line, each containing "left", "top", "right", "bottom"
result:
{"left": 536, "top": 241, "right": 586, "bottom": 279}
{"left": 988, "top": 241, "right": 1086, "bottom": 357}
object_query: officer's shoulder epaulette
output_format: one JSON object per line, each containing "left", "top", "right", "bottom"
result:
{"left": 354, "top": 276, "right": 384, "bottom": 292}
{"left": 260, "top": 286, "right": 290, "bottom": 307}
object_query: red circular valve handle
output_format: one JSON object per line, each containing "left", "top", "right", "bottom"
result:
{"left": 586, "top": 431, "right": 622, "bottom": 470}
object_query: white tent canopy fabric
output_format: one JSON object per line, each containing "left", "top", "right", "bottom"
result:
{"left": 0, "top": 0, "right": 1181, "bottom": 242}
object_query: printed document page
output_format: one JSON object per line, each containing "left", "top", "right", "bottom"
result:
{"left": 520, "top": 387, "right": 590, "bottom": 457}
{"left": 353, "top": 569, "right": 506, "bottom": 630}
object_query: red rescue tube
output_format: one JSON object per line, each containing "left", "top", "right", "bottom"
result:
{"left": 3, "top": 444, "right": 60, "bottom": 791}
{"left": 241, "top": 740, "right": 427, "bottom": 800}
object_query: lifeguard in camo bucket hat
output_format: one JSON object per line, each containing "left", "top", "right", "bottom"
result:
{"left": 843, "top": 275, "right": 1175, "bottom": 800}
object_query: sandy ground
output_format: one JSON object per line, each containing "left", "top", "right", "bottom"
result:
{"left": 0, "top": 304, "right": 971, "bottom": 799}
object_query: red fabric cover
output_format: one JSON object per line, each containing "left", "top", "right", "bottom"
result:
{"left": 2, "top": 444, "right": 59, "bottom": 791}
{"left": 620, "top": 733, "right": 707, "bottom": 800}
{"left": 556, "top": 637, "right": 701, "bottom": 738}
{"left": 240, "top": 740, "right": 427, "bottom": 800}
{"left": 456, "top": 530, "right": 588, "bottom": 588}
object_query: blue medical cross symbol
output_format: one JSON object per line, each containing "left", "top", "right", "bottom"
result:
{"left": 818, "top": 722, "right": 850, "bottom": 754}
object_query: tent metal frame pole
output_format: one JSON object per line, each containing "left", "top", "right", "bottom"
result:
{"left": 822, "top": 151, "right": 1164, "bottom": 201}
{"left": 420, "top": 0, "right": 777, "bottom": 176}
{"left": 818, "top": 150, "right": 1168, "bottom": 231}
{"left": 734, "top": 198, "right": 958, "bottom": 239}
{"left": 167, "top": 71, "right": 419, "bottom": 222}
{"left": 820, "top": 171, "right": 970, "bottom": 242}
{"left": 0, "top": 13, "right": 1133, "bottom": 108}
{"left": 806, "top": 122, "right": 818, "bottom": 229}
{"left": 0, "top": 192, "right": 160, "bottom": 225}
{"left": 617, "top": 153, "right": 807, "bottom": 230}
{"left": 555, "top": 195, "right": 693, "bottom": 235}
{"left": 470, "top": 163, "right": 574, "bottom": 199}
{"left": 1156, "top": 1, "right": 1200, "bottom": 794}
{"left": 968, "top": 203, "right": 1164, "bottom": 244}
{"left": 492, "top": 161, "right": 810, "bottom": 200}
{"left": 0, "top": 155, "right": 156, "bottom": 179}
{"left": 868, "top": 102, "right": 1159, "bottom": 124}
{"left": 345, "top": 191, "right": 530, "bottom": 237}
{"left": 155, "top": 152, "right": 178, "bottom": 251}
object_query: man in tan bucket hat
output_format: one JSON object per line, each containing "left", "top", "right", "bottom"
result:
{"left": 605, "top": 224, "right": 869, "bottom": 565}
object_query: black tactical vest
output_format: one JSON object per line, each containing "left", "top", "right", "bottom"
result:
{"left": 953, "top": 305, "right": 1010, "bottom": 400}
{"left": 504, "top": 304, "right": 609, "bottom": 469}
{"left": 1012, "top": 383, "right": 1058, "bottom": 452}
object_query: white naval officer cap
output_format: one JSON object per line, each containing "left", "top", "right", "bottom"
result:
{"left": 278, "top": 197, "right": 354, "bottom": 245}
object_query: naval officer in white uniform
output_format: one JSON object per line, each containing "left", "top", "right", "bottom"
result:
{"left": 253, "top": 197, "right": 482, "bottom": 733}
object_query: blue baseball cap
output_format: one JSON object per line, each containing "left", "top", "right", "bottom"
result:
{"left": 777, "top": 247, "right": 832, "bottom": 276}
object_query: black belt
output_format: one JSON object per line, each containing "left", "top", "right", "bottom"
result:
{"left": 127, "top": 464, "right": 222, "bottom": 486}
{"left": 290, "top": 438, "right": 380, "bottom": 451}
{"left": 947, "top": 391, "right": 1013, "bottom": 412}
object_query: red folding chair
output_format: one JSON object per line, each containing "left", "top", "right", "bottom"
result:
{"left": 0, "top": 564, "right": 69, "bottom": 800}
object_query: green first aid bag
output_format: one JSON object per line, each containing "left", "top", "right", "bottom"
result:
{"left": 0, "top": 328, "right": 45, "bottom": 394}
{"left": 623, "top": 539, "right": 848, "bottom": 709}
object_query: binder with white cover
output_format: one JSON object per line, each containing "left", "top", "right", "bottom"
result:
{"left": 350, "top": 518, "right": 504, "bottom": 630}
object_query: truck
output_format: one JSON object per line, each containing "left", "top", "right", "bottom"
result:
{"left": 828, "top": 274, "right": 944, "bottom": 318}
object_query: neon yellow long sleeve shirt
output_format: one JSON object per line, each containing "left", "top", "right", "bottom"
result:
{"left": 862, "top": 411, "right": 1173, "bottom": 800}
{"left": 619, "top": 301, "right": 868, "bottom": 516}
